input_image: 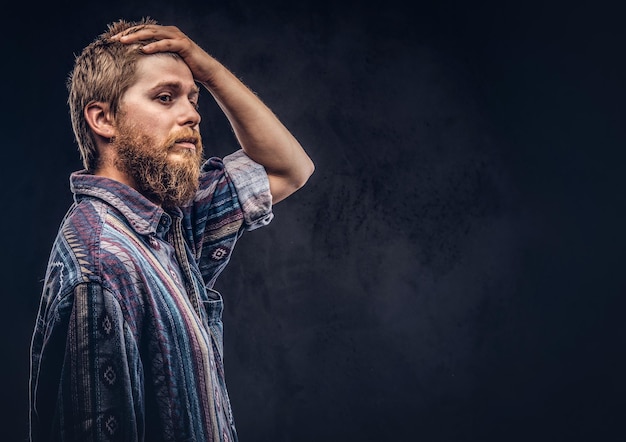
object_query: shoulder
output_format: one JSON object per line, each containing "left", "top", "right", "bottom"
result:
{"left": 45, "top": 198, "right": 112, "bottom": 295}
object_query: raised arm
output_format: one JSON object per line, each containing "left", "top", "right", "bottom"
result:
{"left": 112, "top": 24, "right": 314, "bottom": 204}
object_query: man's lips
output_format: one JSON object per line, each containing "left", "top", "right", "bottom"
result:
{"left": 173, "top": 138, "right": 198, "bottom": 151}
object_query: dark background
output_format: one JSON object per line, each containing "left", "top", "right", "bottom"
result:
{"left": 2, "top": 0, "right": 625, "bottom": 440}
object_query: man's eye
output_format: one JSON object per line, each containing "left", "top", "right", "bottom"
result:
{"left": 157, "top": 94, "right": 172, "bottom": 103}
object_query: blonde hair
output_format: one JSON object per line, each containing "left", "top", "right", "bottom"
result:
{"left": 67, "top": 17, "right": 163, "bottom": 171}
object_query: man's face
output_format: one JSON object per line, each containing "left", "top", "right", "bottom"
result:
{"left": 111, "top": 55, "right": 204, "bottom": 207}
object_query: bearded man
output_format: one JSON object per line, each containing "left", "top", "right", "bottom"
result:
{"left": 29, "top": 18, "right": 314, "bottom": 442}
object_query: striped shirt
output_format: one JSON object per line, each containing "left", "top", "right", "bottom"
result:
{"left": 29, "top": 150, "right": 273, "bottom": 441}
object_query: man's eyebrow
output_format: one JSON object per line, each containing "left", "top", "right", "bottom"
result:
{"left": 149, "top": 81, "right": 200, "bottom": 95}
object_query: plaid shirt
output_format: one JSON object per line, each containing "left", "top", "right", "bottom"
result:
{"left": 30, "top": 150, "right": 273, "bottom": 441}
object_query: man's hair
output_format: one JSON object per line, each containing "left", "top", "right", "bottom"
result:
{"left": 68, "top": 17, "right": 164, "bottom": 171}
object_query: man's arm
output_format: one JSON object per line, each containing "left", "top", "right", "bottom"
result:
{"left": 112, "top": 25, "right": 314, "bottom": 204}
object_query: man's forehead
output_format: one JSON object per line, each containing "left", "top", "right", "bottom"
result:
{"left": 134, "top": 55, "right": 198, "bottom": 93}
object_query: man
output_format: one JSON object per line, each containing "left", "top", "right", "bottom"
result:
{"left": 29, "top": 18, "right": 314, "bottom": 441}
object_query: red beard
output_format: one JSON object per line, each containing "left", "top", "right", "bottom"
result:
{"left": 113, "top": 122, "right": 204, "bottom": 208}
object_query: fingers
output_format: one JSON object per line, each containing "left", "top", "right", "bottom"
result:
{"left": 110, "top": 25, "right": 184, "bottom": 46}
{"left": 110, "top": 25, "right": 195, "bottom": 56}
{"left": 109, "top": 24, "right": 214, "bottom": 82}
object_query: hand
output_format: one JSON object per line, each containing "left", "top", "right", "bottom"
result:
{"left": 111, "top": 25, "right": 221, "bottom": 86}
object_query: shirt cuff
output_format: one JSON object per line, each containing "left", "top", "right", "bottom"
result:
{"left": 223, "top": 149, "right": 274, "bottom": 231}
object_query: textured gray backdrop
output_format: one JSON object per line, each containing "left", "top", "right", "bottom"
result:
{"left": 3, "top": 0, "right": 624, "bottom": 440}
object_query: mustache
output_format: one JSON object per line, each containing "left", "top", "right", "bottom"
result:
{"left": 165, "top": 129, "right": 203, "bottom": 151}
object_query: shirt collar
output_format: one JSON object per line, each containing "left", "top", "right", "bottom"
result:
{"left": 69, "top": 170, "right": 174, "bottom": 236}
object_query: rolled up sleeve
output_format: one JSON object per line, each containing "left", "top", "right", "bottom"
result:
{"left": 223, "top": 149, "right": 274, "bottom": 231}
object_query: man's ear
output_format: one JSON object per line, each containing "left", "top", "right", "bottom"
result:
{"left": 84, "top": 101, "right": 116, "bottom": 140}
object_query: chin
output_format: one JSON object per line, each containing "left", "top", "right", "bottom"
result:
{"left": 167, "top": 151, "right": 194, "bottom": 160}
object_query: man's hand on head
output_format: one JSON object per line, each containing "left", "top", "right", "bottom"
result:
{"left": 110, "top": 24, "right": 223, "bottom": 87}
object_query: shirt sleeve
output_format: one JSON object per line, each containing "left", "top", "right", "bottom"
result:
{"left": 30, "top": 283, "right": 143, "bottom": 441}
{"left": 222, "top": 149, "right": 274, "bottom": 231}
{"left": 186, "top": 150, "right": 274, "bottom": 289}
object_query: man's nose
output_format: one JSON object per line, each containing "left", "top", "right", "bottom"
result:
{"left": 180, "top": 101, "right": 201, "bottom": 127}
